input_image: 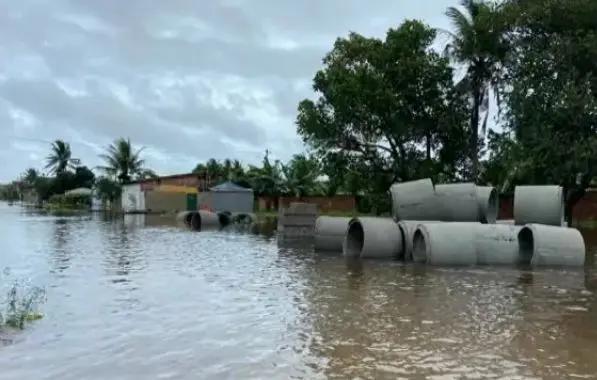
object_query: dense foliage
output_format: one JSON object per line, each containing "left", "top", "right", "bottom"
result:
{"left": 2, "top": 0, "right": 597, "bottom": 219}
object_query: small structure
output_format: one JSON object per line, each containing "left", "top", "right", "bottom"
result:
{"left": 121, "top": 182, "right": 145, "bottom": 213}
{"left": 209, "top": 181, "right": 254, "bottom": 213}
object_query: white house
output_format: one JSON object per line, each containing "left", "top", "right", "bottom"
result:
{"left": 121, "top": 183, "right": 145, "bottom": 213}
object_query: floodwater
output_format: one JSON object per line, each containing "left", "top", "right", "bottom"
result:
{"left": 1, "top": 203, "right": 597, "bottom": 380}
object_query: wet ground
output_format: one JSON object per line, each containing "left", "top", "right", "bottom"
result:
{"left": 1, "top": 202, "right": 597, "bottom": 379}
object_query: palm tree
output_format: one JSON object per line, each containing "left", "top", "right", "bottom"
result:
{"left": 97, "top": 138, "right": 149, "bottom": 184}
{"left": 45, "top": 140, "right": 75, "bottom": 175}
{"left": 22, "top": 168, "right": 39, "bottom": 188}
{"left": 443, "top": 0, "right": 508, "bottom": 181}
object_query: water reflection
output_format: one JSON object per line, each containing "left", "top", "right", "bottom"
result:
{"left": 49, "top": 219, "right": 72, "bottom": 274}
{"left": 2, "top": 202, "right": 597, "bottom": 379}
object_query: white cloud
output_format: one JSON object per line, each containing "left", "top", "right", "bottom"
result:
{"left": 0, "top": 0, "right": 464, "bottom": 182}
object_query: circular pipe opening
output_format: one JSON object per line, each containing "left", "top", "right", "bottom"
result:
{"left": 344, "top": 221, "right": 364, "bottom": 258}
{"left": 218, "top": 212, "right": 231, "bottom": 227}
{"left": 485, "top": 188, "right": 498, "bottom": 223}
{"left": 412, "top": 229, "right": 428, "bottom": 263}
{"left": 191, "top": 212, "right": 201, "bottom": 230}
{"left": 517, "top": 227, "right": 534, "bottom": 265}
{"left": 184, "top": 212, "right": 193, "bottom": 227}
{"left": 398, "top": 224, "right": 407, "bottom": 260}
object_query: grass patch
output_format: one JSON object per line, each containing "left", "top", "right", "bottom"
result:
{"left": 574, "top": 219, "right": 597, "bottom": 229}
{"left": 255, "top": 210, "right": 372, "bottom": 218}
{"left": 0, "top": 275, "right": 45, "bottom": 331}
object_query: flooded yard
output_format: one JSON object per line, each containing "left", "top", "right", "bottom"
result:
{"left": 1, "top": 202, "right": 597, "bottom": 379}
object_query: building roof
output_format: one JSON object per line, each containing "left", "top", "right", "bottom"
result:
{"left": 209, "top": 181, "right": 253, "bottom": 192}
{"left": 64, "top": 187, "right": 92, "bottom": 196}
{"left": 127, "top": 172, "right": 198, "bottom": 184}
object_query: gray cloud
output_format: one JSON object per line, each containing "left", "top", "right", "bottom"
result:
{"left": 0, "top": 0, "right": 456, "bottom": 182}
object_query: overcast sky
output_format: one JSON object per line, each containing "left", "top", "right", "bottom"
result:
{"left": 0, "top": 0, "right": 460, "bottom": 182}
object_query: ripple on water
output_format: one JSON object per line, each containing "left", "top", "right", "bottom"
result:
{"left": 1, "top": 205, "right": 597, "bottom": 379}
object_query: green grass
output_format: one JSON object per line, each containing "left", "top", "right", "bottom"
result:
{"left": 575, "top": 219, "right": 597, "bottom": 229}
{"left": 255, "top": 210, "right": 372, "bottom": 218}
{"left": 0, "top": 278, "right": 45, "bottom": 331}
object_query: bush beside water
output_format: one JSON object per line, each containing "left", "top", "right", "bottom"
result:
{"left": 0, "top": 274, "right": 45, "bottom": 331}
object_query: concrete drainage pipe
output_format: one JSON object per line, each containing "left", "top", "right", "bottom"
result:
{"left": 476, "top": 186, "right": 499, "bottom": 224}
{"left": 475, "top": 224, "right": 524, "bottom": 265}
{"left": 176, "top": 211, "right": 194, "bottom": 228}
{"left": 435, "top": 183, "right": 480, "bottom": 222}
{"left": 517, "top": 224, "right": 585, "bottom": 267}
{"left": 314, "top": 216, "right": 352, "bottom": 252}
{"left": 412, "top": 222, "right": 478, "bottom": 266}
{"left": 514, "top": 185, "right": 565, "bottom": 226}
{"left": 389, "top": 178, "right": 437, "bottom": 221}
{"left": 343, "top": 217, "right": 402, "bottom": 259}
{"left": 190, "top": 210, "right": 221, "bottom": 231}
{"left": 397, "top": 220, "right": 443, "bottom": 261}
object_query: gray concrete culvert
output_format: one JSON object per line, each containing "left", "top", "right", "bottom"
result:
{"left": 435, "top": 183, "right": 480, "bottom": 222}
{"left": 342, "top": 217, "right": 402, "bottom": 259}
{"left": 514, "top": 185, "right": 565, "bottom": 226}
{"left": 314, "top": 216, "right": 352, "bottom": 252}
{"left": 217, "top": 211, "right": 232, "bottom": 227}
{"left": 517, "top": 223, "right": 586, "bottom": 267}
{"left": 476, "top": 186, "right": 498, "bottom": 224}
{"left": 475, "top": 224, "right": 524, "bottom": 265}
{"left": 176, "top": 211, "right": 194, "bottom": 228}
{"left": 412, "top": 222, "right": 478, "bottom": 266}
{"left": 389, "top": 178, "right": 437, "bottom": 221}
{"left": 397, "top": 220, "right": 443, "bottom": 261}
{"left": 190, "top": 210, "right": 221, "bottom": 231}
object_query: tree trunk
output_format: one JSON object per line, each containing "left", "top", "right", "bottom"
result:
{"left": 470, "top": 86, "right": 481, "bottom": 183}
{"left": 425, "top": 131, "right": 432, "bottom": 161}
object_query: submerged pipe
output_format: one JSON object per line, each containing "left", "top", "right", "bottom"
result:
{"left": 514, "top": 185, "right": 565, "bottom": 226}
{"left": 343, "top": 217, "right": 402, "bottom": 259}
{"left": 389, "top": 178, "right": 437, "bottom": 221}
{"left": 190, "top": 210, "right": 221, "bottom": 231}
{"left": 476, "top": 186, "right": 499, "bottom": 224}
{"left": 397, "top": 220, "right": 443, "bottom": 260}
{"left": 412, "top": 222, "right": 478, "bottom": 266}
{"left": 475, "top": 224, "right": 524, "bottom": 265}
{"left": 435, "top": 183, "right": 479, "bottom": 222}
{"left": 176, "top": 211, "right": 194, "bottom": 228}
{"left": 518, "top": 224, "right": 585, "bottom": 267}
{"left": 217, "top": 211, "right": 232, "bottom": 227}
{"left": 314, "top": 216, "right": 352, "bottom": 252}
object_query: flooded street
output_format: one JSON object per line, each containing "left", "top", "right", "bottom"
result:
{"left": 1, "top": 202, "right": 597, "bottom": 379}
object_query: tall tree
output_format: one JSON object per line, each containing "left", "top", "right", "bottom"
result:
{"left": 97, "top": 138, "right": 149, "bottom": 184}
{"left": 45, "top": 140, "right": 75, "bottom": 175}
{"left": 443, "top": 0, "right": 508, "bottom": 181}
{"left": 296, "top": 20, "right": 469, "bottom": 206}
{"left": 499, "top": 0, "right": 597, "bottom": 225}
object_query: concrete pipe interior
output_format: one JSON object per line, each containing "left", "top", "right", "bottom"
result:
{"left": 517, "top": 227, "right": 534, "bottom": 265}
{"left": 184, "top": 212, "right": 194, "bottom": 227}
{"left": 412, "top": 229, "right": 427, "bottom": 263}
{"left": 345, "top": 221, "right": 365, "bottom": 258}
{"left": 486, "top": 188, "right": 498, "bottom": 223}
{"left": 217, "top": 212, "right": 231, "bottom": 227}
{"left": 190, "top": 212, "right": 201, "bottom": 230}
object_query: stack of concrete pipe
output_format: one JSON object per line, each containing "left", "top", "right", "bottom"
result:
{"left": 176, "top": 210, "right": 222, "bottom": 231}
{"left": 312, "top": 179, "right": 586, "bottom": 268}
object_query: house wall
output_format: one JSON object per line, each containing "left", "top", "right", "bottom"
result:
{"left": 121, "top": 183, "right": 145, "bottom": 212}
{"left": 257, "top": 195, "right": 357, "bottom": 213}
{"left": 145, "top": 191, "right": 188, "bottom": 213}
{"left": 139, "top": 174, "right": 213, "bottom": 192}
{"left": 211, "top": 191, "right": 254, "bottom": 213}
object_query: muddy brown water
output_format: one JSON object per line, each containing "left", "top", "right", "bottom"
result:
{"left": 2, "top": 202, "right": 597, "bottom": 379}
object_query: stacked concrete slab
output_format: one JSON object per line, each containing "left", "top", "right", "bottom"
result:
{"left": 277, "top": 202, "right": 317, "bottom": 244}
